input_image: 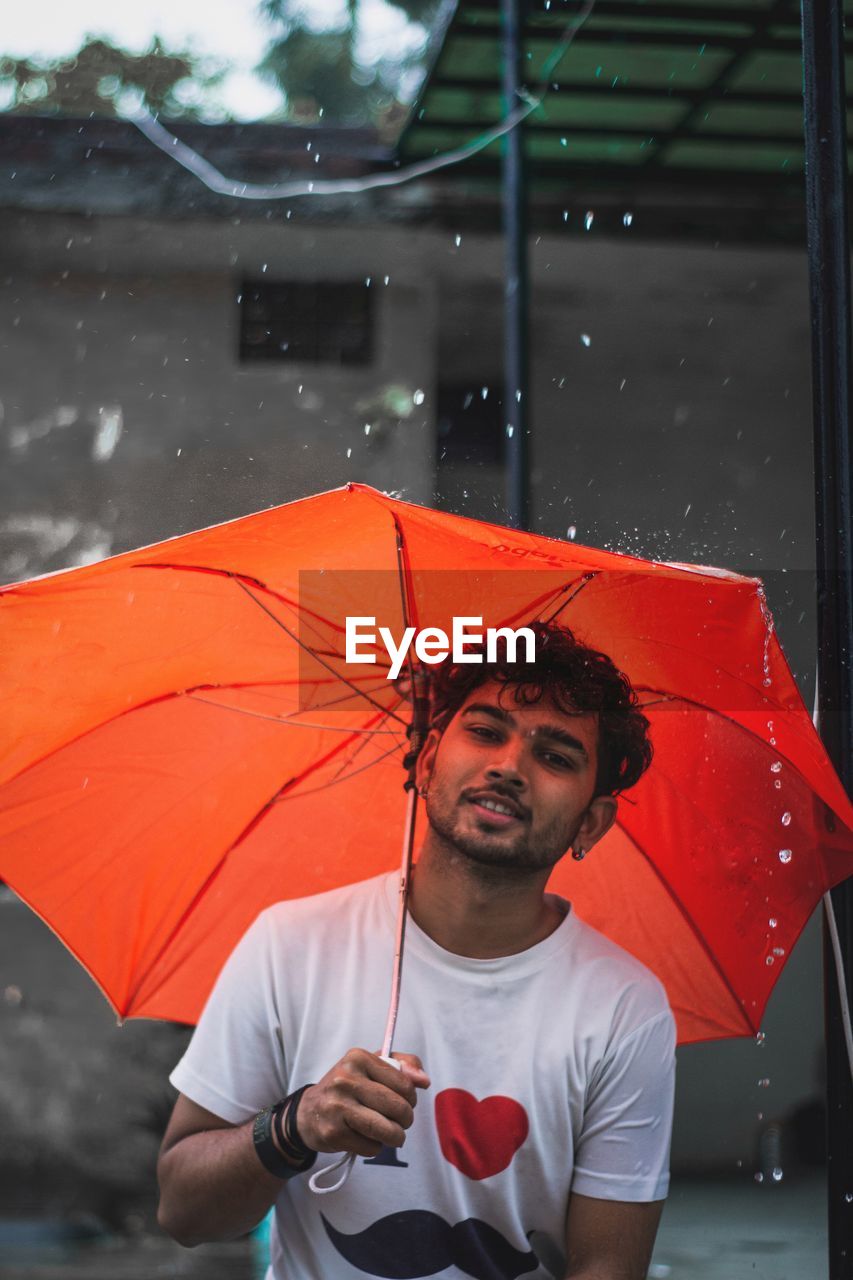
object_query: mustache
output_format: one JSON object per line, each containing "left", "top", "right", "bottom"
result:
{"left": 321, "top": 1209, "right": 540, "bottom": 1280}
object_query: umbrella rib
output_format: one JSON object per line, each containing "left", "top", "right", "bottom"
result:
{"left": 121, "top": 707, "right": 398, "bottom": 1013}
{"left": 540, "top": 573, "right": 598, "bottom": 623}
{"left": 232, "top": 577, "right": 408, "bottom": 726}
{"left": 186, "top": 693, "right": 405, "bottom": 734}
{"left": 132, "top": 560, "right": 393, "bottom": 669}
{"left": 613, "top": 817, "right": 757, "bottom": 1037}
{"left": 276, "top": 739, "right": 406, "bottom": 801}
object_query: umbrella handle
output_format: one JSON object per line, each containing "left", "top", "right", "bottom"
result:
{"left": 307, "top": 1057, "right": 403, "bottom": 1195}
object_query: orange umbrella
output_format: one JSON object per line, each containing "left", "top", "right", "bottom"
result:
{"left": 1, "top": 481, "right": 851, "bottom": 1044}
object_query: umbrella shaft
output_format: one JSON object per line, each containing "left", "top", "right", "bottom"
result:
{"left": 381, "top": 784, "right": 418, "bottom": 1057}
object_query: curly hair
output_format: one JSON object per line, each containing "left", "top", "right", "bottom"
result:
{"left": 426, "top": 620, "right": 652, "bottom": 797}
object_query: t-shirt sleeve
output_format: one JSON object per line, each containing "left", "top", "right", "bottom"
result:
{"left": 169, "top": 909, "right": 288, "bottom": 1124}
{"left": 570, "top": 1006, "right": 676, "bottom": 1202}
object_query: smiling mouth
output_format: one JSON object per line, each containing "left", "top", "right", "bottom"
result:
{"left": 468, "top": 798, "right": 525, "bottom": 825}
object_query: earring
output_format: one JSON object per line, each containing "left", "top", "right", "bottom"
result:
{"left": 571, "top": 846, "right": 585, "bottom": 862}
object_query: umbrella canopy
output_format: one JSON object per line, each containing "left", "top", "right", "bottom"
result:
{"left": 1, "top": 481, "right": 851, "bottom": 1042}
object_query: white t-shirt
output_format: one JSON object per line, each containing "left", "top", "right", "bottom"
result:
{"left": 170, "top": 872, "right": 676, "bottom": 1280}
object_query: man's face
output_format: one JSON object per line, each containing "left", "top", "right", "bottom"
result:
{"left": 416, "top": 679, "right": 614, "bottom": 876}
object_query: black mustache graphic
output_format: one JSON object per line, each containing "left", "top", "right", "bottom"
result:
{"left": 321, "top": 1209, "right": 540, "bottom": 1280}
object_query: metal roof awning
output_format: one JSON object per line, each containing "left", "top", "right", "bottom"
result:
{"left": 398, "top": 0, "right": 853, "bottom": 192}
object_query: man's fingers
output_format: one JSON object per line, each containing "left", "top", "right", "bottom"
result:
{"left": 350, "top": 1079, "right": 414, "bottom": 1130}
{"left": 345, "top": 1105, "right": 407, "bottom": 1150}
{"left": 391, "top": 1052, "right": 431, "bottom": 1089}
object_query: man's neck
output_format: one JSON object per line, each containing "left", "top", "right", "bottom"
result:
{"left": 407, "top": 841, "right": 566, "bottom": 960}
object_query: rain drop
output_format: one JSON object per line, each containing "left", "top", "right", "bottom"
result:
{"left": 765, "top": 955, "right": 775, "bottom": 966}
{"left": 846, "top": 1194, "right": 853, "bottom": 1204}
{"left": 623, "top": 212, "right": 634, "bottom": 227}
{"left": 413, "top": 389, "right": 425, "bottom": 406}
{"left": 506, "top": 424, "right": 514, "bottom": 438}
{"left": 584, "top": 211, "right": 594, "bottom": 231}
{"left": 567, "top": 525, "right": 577, "bottom": 540}
{"left": 774, "top": 780, "right": 782, "bottom": 790}
{"left": 758, "top": 1078, "right": 770, "bottom": 1088}
{"left": 560, "top": 136, "right": 568, "bottom": 147}
{"left": 346, "top": 448, "right": 352, "bottom": 459}
{"left": 770, "top": 761, "right": 782, "bottom": 773}
{"left": 754, "top": 1171, "right": 764, "bottom": 1183}
{"left": 768, "top": 917, "right": 778, "bottom": 928}
{"left": 455, "top": 234, "right": 462, "bottom": 247}
{"left": 364, "top": 423, "right": 371, "bottom": 436}
{"left": 580, "top": 334, "right": 591, "bottom": 347}
{"left": 481, "top": 387, "right": 489, "bottom": 400}
{"left": 755, "top": 1030, "right": 766, "bottom": 1045}
{"left": 781, "top": 812, "right": 792, "bottom": 826}
{"left": 772, "top": 1167, "right": 784, "bottom": 1183}
{"left": 773, "top": 947, "right": 785, "bottom": 957}
{"left": 778, "top": 849, "right": 792, "bottom": 864}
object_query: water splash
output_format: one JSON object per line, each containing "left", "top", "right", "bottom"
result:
{"left": 757, "top": 584, "right": 775, "bottom": 687}
{"left": 781, "top": 812, "right": 792, "bottom": 826}
{"left": 778, "top": 849, "right": 792, "bottom": 864}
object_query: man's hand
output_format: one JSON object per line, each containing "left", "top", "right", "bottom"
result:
{"left": 298, "top": 1048, "right": 430, "bottom": 1158}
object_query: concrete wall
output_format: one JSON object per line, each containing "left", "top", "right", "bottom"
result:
{"left": 0, "top": 208, "right": 825, "bottom": 1190}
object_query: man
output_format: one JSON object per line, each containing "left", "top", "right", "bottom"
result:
{"left": 157, "top": 621, "right": 676, "bottom": 1280}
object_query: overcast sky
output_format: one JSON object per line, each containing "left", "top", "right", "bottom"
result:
{"left": 2, "top": 0, "right": 426, "bottom": 119}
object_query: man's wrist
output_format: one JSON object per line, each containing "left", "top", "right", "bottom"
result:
{"left": 252, "top": 1089, "right": 317, "bottom": 1180}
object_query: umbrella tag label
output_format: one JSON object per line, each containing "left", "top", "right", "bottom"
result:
{"left": 346, "top": 616, "right": 536, "bottom": 680}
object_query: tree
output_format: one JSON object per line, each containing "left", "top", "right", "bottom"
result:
{"left": 0, "top": 37, "right": 225, "bottom": 120}
{"left": 256, "top": 0, "right": 438, "bottom": 129}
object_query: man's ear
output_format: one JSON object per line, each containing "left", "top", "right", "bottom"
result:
{"left": 415, "top": 726, "right": 441, "bottom": 793}
{"left": 576, "top": 795, "right": 618, "bottom": 852}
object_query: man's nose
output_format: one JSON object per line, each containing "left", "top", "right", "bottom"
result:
{"left": 485, "top": 738, "right": 527, "bottom": 787}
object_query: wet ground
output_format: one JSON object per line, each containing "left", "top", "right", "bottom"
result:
{"left": 0, "top": 1173, "right": 826, "bottom": 1280}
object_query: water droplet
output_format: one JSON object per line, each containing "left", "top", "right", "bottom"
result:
{"left": 769, "top": 917, "right": 778, "bottom": 928}
{"left": 506, "top": 424, "right": 514, "bottom": 438}
{"left": 580, "top": 333, "right": 591, "bottom": 347}
{"left": 781, "top": 812, "right": 791, "bottom": 826}
{"left": 481, "top": 387, "right": 489, "bottom": 400}
{"left": 413, "top": 389, "right": 425, "bottom": 406}
{"left": 567, "top": 525, "right": 577, "bottom": 540}
{"left": 772, "top": 1167, "right": 784, "bottom": 1182}
{"left": 765, "top": 955, "right": 775, "bottom": 966}
{"left": 755, "top": 1030, "right": 766, "bottom": 1045}
{"left": 779, "top": 849, "right": 792, "bottom": 863}
{"left": 346, "top": 447, "right": 352, "bottom": 459}
{"left": 383, "top": 275, "right": 390, "bottom": 285}
{"left": 623, "top": 212, "right": 634, "bottom": 227}
{"left": 771, "top": 761, "right": 782, "bottom": 773}
{"left": 455, "top": 234, "right": 462, "bottom": 247}
{"left": 845, "top": 1193, "right": 853, "bottom": 1203}
{"left": 584, "top": 211, "right": 594, "bottom": 231}
{"left": 754, "top": 1171, "right": 764, "bottom": 1183}
{"left": 773, "top": 947, "right": 785, "bottom": 957}
{"left": 560, "top": 136, "right": 568, "bottom": 147}
{"left": 758, "top": 1078, "right": 770, "bottom": 1088}
{"left": 364, "top": 423, "right": 371, "bottom": 436}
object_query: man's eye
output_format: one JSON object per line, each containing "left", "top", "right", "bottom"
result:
{"left": 543, "top": 751, "right": 573, "bottom": 769}
{"left": 469, "top": 725, "right": 499, "bottom": 740}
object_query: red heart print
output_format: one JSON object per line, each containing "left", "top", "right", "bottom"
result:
{"left": 435, "top": 1088, "right": 529, "bottom": 1180}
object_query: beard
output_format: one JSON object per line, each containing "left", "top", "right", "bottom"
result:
{"left": 423, "top": 788, "right": 575, "bottom": 879}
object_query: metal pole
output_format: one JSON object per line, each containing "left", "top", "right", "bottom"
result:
{"left": 501, "top": 0, "right": 530, "bottom": 531}
{"left": 800, "top": 0, "right": 853, "bottom": 1271}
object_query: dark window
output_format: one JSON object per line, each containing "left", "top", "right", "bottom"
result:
{"left": 239, "top": 280, "right": 373, "bottom": 365}
{"left": 436, "top": 383, "right": 505, "bottom": 467}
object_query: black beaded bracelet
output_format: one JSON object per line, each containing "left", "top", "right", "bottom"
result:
{"left": 252, "top": 1094, "right": 317, "bottom": 1180}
